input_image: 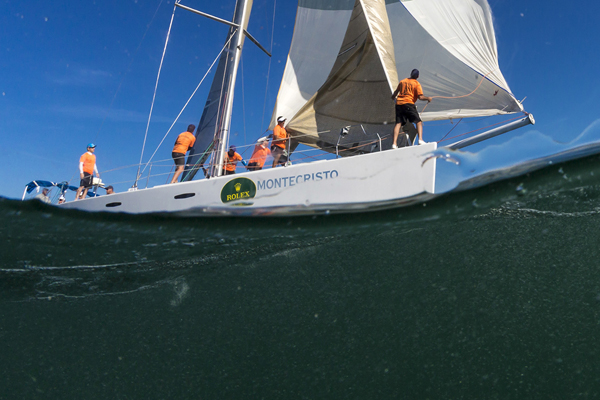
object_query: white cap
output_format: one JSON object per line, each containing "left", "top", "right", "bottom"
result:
{"left": 257, "top": 136, "right": 269, "bottom": 143}
{"left": 277, "top": 116, "right": 286, "bottom": 122}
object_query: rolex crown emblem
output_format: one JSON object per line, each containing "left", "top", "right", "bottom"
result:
{"left": 234, "top": 183, "right": 242, "bottom": 192}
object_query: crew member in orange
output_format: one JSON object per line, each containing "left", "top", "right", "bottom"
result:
{"left": 247, "top": 136, "right": 271, "bottom": 171}
{"left": 391, "top": 69, "right": 432, "bottom": 148}
{"left": 222, "top": 145, "right": 246, "bottom": 175}
{"left": 75, "top": 143, "right": 100, "bottom": 200}
{"left": 271, "top": 116, "right": 288, "bottom": 167}
{"left": 170, "top": 124, "right": 196, "bottom": 183}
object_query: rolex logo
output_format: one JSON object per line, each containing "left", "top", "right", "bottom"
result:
{"left": 221, "top": 178, "right": 257, "bottom": 205}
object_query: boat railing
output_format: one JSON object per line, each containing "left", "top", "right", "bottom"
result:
{"left": 91, "top": 131, "right": 393, "bottom": 193}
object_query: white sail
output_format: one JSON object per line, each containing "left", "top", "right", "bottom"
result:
{"left": 272, "top": 0, "right": 523, "bottom": 153}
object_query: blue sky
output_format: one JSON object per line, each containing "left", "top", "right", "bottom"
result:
{"left": 1, "top": 0, "right": 599, "bottom": 199}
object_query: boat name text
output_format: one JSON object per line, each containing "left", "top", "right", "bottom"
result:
{"left": 257, "top": 170, "right": 339, "bottom": 190}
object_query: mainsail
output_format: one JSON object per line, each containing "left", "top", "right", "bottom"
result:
{"left": 183, "top": 1, "right": 253, "bottom": 181}
{"left": 271, "top": 0, "right": 524, "bottom": 154}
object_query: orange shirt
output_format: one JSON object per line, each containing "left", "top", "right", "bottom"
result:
{"left": 224, "top": 152, "right": 243, "bottom": 172}
{"left": 172, "top": 131, "right": 196, "bottom": 154}
{"left": 249, "top": 145, "right": 271, "bottom": 168}
{"left": 80, "top": 152, "right": 96, "bottom": 174}
{"left": 395, "top": 78, "right": 423, "bottom": 105}
{"left": 272, "top": 124, "right": 287, "bottom": 149}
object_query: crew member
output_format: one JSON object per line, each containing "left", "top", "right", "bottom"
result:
{"left": 223, "top": 145, "right": 246, "bottom": 175}
{"left": 76, "top": 143, "right": 99, "bottom": 200}
{"left": 391, "top": 69, "right": 432, "bottom": 148}
{"left": 171, "top": 124, "right": 196, "bottom": 183}
{"left": 272, "top": 116, "right": 288, "bottom": 167}
{"left": 247, "top": 136, "right": 271, "bottom": 171}
{"left": 35, "top": 188, "right": 51, "bottom": 203}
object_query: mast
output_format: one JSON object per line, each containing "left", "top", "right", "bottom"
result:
{"left": 210, "top": 0, "right": 254, "bottom": 178}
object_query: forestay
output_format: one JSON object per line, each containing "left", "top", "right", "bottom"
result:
{"left": 271, "top": 0, "right": 523, "bottom": 154}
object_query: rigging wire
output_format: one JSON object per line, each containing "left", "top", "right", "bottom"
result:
{"left": 260, "top": 0, "right": 277, "bottom": 131}
{"left": 139, "top": 32, "right": 237, "bottom": 177}
{"left": 437, "top": 118, "right": 463, "bottom": 142}
{"left": 437, "top": 115, "right": 524, "bottom": 143}
{"left": 135, "top": 2, "right": 178, "bottom": 187}
{"left": 93, "top": 0, "right": 165, "bottom": 143}
{"left": 241, "top": 56, "right": 247, "bottom": 144}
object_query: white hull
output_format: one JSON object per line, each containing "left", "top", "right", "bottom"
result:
{"left": 60, "top": 143, "right": 437, "bottom": 216}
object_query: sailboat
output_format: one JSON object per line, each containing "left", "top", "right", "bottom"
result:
{"left": 59, "top": 0, "right": 534, "bottom": 216}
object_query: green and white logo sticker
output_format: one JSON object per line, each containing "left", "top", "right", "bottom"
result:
{"left": 220, "top": 177, "right": 257, "bottom": 205}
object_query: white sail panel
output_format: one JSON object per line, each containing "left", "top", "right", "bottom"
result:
{"left": 400, "top": 0, "right": 507, "bottom": 88}
{"left": 361, "top": 0, "right": 398, "bottom": 91}
{"left": 387, "top": 0, "right": 522, "bottom": 121}
{"left": 287, "top": 0, "right": 399, "bottom": 137}
{"left": 273, "top": 0, "right": 524, "bottom": 155}
{"left": 269, "top": 0, "right": 355, "bottom": 128}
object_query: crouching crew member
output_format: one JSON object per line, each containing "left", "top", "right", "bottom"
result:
{"left": 223, "top": 145, "right": 247, "bottom": 175}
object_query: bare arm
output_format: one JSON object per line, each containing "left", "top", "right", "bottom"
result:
{"left": 418, "top": 94, "right": 432, "bottom": 102}
{"left": 391, "top": 89, "right": 399, "bottom": 100}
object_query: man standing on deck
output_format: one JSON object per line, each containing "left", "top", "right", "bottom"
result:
{"left": 391, "top": 69, "right": 432, "bottom": 148}
{"left": 271, "top": 116, "right": 288, "bottom": 167}
{"left": 170, "top": 124, "right": 196, "bottom": 184}
{"left": 75, "top": 143, "right": 99, "bottom": 200}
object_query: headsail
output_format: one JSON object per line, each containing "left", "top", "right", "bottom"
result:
{"left": 271, "top": 0, "right": 524, "bottom": 154}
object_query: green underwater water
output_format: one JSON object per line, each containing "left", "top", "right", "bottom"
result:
{"left": 2, "top": 154, "right": 600, "bottom": 399}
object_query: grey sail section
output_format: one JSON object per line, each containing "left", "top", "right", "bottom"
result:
{"left": 269, "top": 0, "right": 355, "bottom": 129}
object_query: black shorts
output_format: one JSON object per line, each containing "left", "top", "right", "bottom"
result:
{"left": 172, "top": 152, "right": 185, "bottom": 167}
{"left": 395, "top": 103, "right": 421, "bottom": 125}
{"left": 271, "top": 146, "right": 287, "bottom": 165}
{"left": 80, "top": 172, "right": 93, "bottom": 188}
{"left": 223, "top": 169, "right": 236, "bottom": 175}
{"left": 246, "top": 162, "right": 262, "bottom": 171}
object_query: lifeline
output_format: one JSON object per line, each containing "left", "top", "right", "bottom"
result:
{"left": 257, "top": 170, "right": 339, "bottom": 190}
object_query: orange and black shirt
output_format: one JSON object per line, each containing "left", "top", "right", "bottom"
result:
{"left": 172, "top": 131, "right": 196, "bottom": 154}
{"left": 272, "top": 125, "right": 288, "bottom": 149}
{"left": 395, "top": 78, "right": 423, "bottom": 105}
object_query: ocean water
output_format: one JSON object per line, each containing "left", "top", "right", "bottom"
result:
{"left": 3, "top": 131, "right": 600, "bottom": 398}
